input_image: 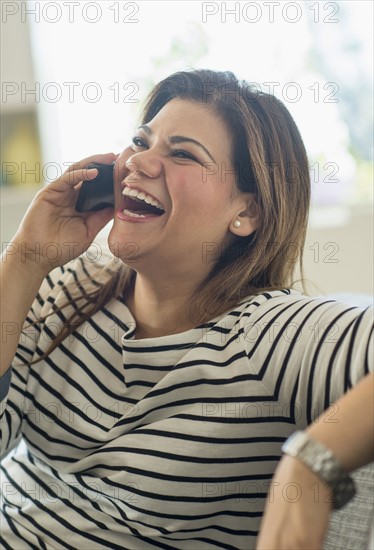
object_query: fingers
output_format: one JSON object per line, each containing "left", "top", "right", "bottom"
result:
{"left": 65, "top": 152, "right": 118, "bottom": 175}
{"left": 51, "top": 167, "right": 99, "bottom": 191}
{"left": 45, "top": 152, "right": 119, "bottom": 198}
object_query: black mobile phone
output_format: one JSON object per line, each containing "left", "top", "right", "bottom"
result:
{"left": 75, "top": 162, "right": 115, "bottom": 212}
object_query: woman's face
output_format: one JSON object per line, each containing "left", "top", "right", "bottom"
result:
{"left": 108, "top": 98, "right": 256, "bottom": 272}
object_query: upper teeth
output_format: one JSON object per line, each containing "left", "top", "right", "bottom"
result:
{"left": 122, "top": 187, "right": 164, "bottom": 210}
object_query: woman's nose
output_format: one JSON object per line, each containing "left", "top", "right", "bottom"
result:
{"left": 125, "top": 151, "right": 162, "bottom": 180}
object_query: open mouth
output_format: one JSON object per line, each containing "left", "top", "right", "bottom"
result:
{"left": 121, "top": 186, "right": 165, "bottom": 218}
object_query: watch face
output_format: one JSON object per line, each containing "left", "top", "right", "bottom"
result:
{"left": 282, "top": 431, "right": 307, "bottom": 455}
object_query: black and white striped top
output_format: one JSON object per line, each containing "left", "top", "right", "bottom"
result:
{"left": 1, "top": 254, "right": 373, "bottom": 549}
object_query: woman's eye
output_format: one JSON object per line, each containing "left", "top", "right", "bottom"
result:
{"left": 130, "top": 139, "right": 197, "bottom": 161}
{"left": 131, "top": 136, "right": 147, "bottom": 148}
{"left": 172, "top": 149, "right": 197, "bottom": 161}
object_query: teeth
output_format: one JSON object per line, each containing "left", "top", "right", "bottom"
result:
{"left": 122, "top": 186, "right": 164, "bottom": 211}
{"left": 122, "top": 209, "right": 145, "bottom": 218}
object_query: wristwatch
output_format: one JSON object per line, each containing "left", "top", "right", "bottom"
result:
{"left": 281, "top": 431, "right": 356, "bottom": 509}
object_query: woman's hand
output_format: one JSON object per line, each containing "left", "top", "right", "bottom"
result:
{"left": 256, "top": 455, "right": 332, "bottom": 549}
{"left": 13, "top": 152, "right": 118, "bottom": 275}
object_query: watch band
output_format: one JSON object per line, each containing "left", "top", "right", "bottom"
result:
{"left": 281, "top": 431, "right": 356, "bottom": 510}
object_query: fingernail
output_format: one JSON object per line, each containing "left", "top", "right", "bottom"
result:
{"left": 86, "top": 168, "right": 98, "bottom": 176}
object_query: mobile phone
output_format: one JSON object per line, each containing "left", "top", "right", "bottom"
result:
{"left": 75, "top": 162, "right": 115, "bottom": 212}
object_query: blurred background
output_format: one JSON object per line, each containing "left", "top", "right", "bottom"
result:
{"left": 1, "top": 0, "right": 373, "bottom": 297}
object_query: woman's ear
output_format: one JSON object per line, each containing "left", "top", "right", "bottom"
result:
{"left": 229, "top": 195, "right": 260, "bottom": 237}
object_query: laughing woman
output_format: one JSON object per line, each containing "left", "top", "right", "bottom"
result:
{"left": 1, "top": 69, "right": 373, "bottom": 550}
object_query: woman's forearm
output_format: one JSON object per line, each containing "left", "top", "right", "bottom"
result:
{"left": 306, "top": 372, "right": 374, "bottom": 472}
{"left": 0, "top": 242, "right": 47, "bottom": 377}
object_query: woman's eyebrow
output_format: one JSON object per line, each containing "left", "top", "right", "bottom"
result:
{"left": 138, "top": 124, "right": 151, "bottom": 135}
{"left": 137, "top": 125, "right": 216, "bottom": 163}
{"left": 169, "top": 136, "right": 216, "bottom": 163}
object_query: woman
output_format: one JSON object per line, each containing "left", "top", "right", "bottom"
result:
{"left": 1, "top": 69, "right": 372, "bottom": 549}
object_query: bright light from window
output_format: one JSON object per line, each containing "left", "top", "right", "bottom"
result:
{"left": 28, "top": 0, "right": 373, "bottom": 210}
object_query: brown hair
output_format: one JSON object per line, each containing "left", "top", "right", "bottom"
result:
{"left": 30, "top": 69, "right": 310, "bottom": 360}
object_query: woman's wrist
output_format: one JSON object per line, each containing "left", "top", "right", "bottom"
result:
{"left": 4, "top": 236, "right": 53, "bottom": 279}
{"left": 282, "top": 430, "right": 356, "bottom": 509}
{"left": 277, "top": 452, "right": 334, "bottom": 507}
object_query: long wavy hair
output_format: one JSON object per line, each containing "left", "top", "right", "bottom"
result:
{"left": 30, "top": 69, "right": 310, "bottom": 360}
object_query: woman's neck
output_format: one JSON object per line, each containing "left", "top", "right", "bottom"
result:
{"left": 126, "top": 273, "right": 201, "bottom": 339}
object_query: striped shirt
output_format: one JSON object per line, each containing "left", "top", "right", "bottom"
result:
{"left": 1, "top": 253, "right": 373, "bottom": 549}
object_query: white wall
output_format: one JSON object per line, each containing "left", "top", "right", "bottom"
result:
{"left": 303, "top": 205, "right": 373, "bottom": 296}
{"left": 0, "top": 6, "right": 36, "bottom": 114}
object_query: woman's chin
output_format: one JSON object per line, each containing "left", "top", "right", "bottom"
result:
{"left": 107, "top": 228, "right": 142, "bottom": 265}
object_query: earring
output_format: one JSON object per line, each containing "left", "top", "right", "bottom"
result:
{"left": 233, "top": 220, "right": 241, "bottom": 228}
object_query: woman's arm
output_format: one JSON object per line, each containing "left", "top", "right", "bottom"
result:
{"left": 0, "top": 246, "right": 47, "bottom": 377}
{"left": 256, "top": 372, "right": 374, "bottom": 549}
{"left": 307, "top": 371, "right": 374, "bottom": 471}
{"left": 0, "top": 153, "right": 116, "bottom": 378}
{"left": 1, "top": 153, "right": 116, "bottom": 458}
